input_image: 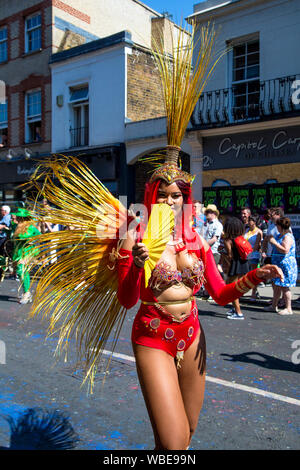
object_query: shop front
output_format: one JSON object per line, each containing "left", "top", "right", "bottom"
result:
{"left": 202, "top": 125, "right": 300, "bottom": 213}
{"left": 202, "top": 125, "right": 300, "bottom": 278}
{"left": 0, "top": 159, "right": 37, "bottom": 210}
{"left": 202, "top": 125, "right": 300, "bottom": 191}
{"left": 0, "top": 143, "right": 133, "bottom": 210}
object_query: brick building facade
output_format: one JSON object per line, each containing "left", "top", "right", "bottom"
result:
{"left": 127, "top": 46, "right": 165, "bottom": 122}
{"left": 0, "top": 0, "right": 103, "bottom": 202}
{"left": 0, "top": 0, "right": 171, "bottom": 204}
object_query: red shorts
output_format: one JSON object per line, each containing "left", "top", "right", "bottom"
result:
{"left": 131, "top": 299, "right": 200, "bottom": 359}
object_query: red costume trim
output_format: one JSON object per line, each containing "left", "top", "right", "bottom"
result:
{"left": 132, "top": 299, "right": 200, "bottom": 362}
{"left": 117, "top": 250, "right": 143, "bottom": 309}
{"left": 175, "top": 242, "right": 186, "bottom": 253}
{"left": 117, "top": 173, "right": 260, "bottom": 359}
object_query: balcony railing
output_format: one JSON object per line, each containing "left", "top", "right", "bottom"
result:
{"left": 69, "top": 126, "right": 89, "bottom": 148}
{"left": 191, "top": 74, "right": 300, "bottom": 129}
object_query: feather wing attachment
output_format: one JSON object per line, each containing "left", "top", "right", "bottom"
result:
{"left": 142, "top": 203, "right": 175, "bottom": 287}
{"left": 25, "top": 156, "right": 132, "bottom": 393}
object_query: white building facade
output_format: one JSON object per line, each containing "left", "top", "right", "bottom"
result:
{"left": 50, "top": 31, "right": 135, "bottom": 198}
{"left": 51, "top": 32, "right": 132, "bottom": 152}
{"left": 50, "top": 13, "right": 197, "bottom": 202}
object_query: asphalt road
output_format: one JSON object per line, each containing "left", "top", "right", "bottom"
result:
{"left": 0, "top": 279, "right": 299, "bottom": 451}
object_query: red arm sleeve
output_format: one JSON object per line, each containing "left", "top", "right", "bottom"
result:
{"left": 204, "top": 248, "right": 261, "bottom": 306}
{"left": 117, "top": 248, "right": 143, "bottom": 309}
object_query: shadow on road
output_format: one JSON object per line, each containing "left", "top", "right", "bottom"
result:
{"left": 220, "top": 352, "right": 300, "bottom": 373}
{"left": 198, "top": 309, "right": 228, "bottom": 318}
{"left": 0, "top": 295, "right": 19, "bottom": 303}
{"left": 0, "top": 407, "right": 79, "bottom": 450}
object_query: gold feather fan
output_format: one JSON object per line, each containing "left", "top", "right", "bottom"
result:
{"left": 142, "top": 203, "right": 175, "bottom": 287}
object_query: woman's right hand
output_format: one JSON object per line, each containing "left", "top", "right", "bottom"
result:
{"left": 132, "top": 242, "right": 149, "bottom": 268}
{"left": 256, "top": 264, "right": 284, "bottom": 282}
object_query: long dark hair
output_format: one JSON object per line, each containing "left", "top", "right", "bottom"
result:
{"left": 223, "top": 216, "right": 245, "bottom": 239}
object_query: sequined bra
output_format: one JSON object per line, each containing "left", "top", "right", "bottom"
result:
{"left": 149, "top": 259, "right": 205, "bottom": 291}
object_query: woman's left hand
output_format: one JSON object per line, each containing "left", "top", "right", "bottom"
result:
{"left": 256, "top": 264, "right": 284, "bottom": 282}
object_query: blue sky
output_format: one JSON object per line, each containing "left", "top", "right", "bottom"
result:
{"left": 143, "top": 0, "right": 205, "bottom": 23}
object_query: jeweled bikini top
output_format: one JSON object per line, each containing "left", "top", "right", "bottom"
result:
{"left": 149, "top": 258, "right": 205, "bottom": 291}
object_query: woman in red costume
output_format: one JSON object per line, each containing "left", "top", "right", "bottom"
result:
{"left": 25, "top": 22, "right": 284, "bottom": 450}
{"left": 116, "top": 158, "right": 283, "bottom": 450}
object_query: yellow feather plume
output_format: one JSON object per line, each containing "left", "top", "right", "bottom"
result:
{"left": 142, "top": 204, "right": 174, "bottom": 287}
{"left": 25, "top": 156, "right": 129, "bottom": 393}
{"left": 152, "top": 21, "right": 225, "bottom": 149}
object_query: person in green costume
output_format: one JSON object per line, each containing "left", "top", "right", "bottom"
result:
{"left": 12, "top": 208, "right": 40, "bottom": 304}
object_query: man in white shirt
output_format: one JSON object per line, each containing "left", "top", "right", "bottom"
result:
{"left": 203, "top": 204, "right": 223, "bottom": 266}
{"left": 202, "top": 204, "right": 223, "bottom": 303}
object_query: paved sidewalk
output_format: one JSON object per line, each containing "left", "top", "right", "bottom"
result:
{"left": 242, "top": 283, "right": 300, "bottom": 312}
{"left": 199, "top": 282, "right": 300, "bottom": 312}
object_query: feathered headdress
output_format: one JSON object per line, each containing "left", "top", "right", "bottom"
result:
{"left": 144, "top": 20, "right": 222, "bottom": 184}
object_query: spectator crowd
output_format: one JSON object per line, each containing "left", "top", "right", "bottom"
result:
{"left": 0, "top": 200, "right": 60, "bottom": 304}
{"left": 0, "top": 197, "right": 298, "bottom": 314}
{"left": 193, "top": 201, "right": 300, "bottom": 319}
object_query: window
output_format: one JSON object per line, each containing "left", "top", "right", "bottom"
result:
{"left": 231, "top": 39, "right": 260, "bottom": 120}
{"left": 25, "top": 90, "right": 42, "bottom": 143}
{"left": 0, "top": 100, "right": 8, "bottom": 147}
{"left": 69, "top": 86, "right": 89, "bottom": 147}
{"left": 25, "top": 13, "right": 41, "bottom": 53}
{"left": 0, "top": 27, "right": 8, "bottom": 63}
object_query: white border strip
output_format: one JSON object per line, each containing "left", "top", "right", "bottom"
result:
{"left": 102, "top": 349, "right": 300, "bottom": 407}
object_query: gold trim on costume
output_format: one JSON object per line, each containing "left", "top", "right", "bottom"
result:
{"left": 235, "top": 274, "right": 255, "bottom": 294}
{"left": 243, "top": 276, "right": 255, "bottom": 289}
{"left": 107, "top": 240, "right": 129, "bottom": 270}
{"left": 141, "top": 296, "right": 194, "bottom": 306}
{"left": 235, "top": 283, "right": 246, "bottom": 294}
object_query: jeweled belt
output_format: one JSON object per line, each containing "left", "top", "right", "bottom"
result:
{"left": 141, "top": 296, "right": 195, "bottom": 323}
{"left": 141, "top": 296, "right": 194, "bottom": 306}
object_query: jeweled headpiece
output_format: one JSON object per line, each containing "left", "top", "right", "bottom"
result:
{"left": 149, "top": 146, "right": 194, "bottom": 185}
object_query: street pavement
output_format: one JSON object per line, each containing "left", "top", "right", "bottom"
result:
{"left": 0, "top": 278, "right": 299, "bottom": 451}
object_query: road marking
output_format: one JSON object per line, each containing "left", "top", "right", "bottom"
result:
{"left": 204, "top": 376, "right": 300, "bottom": 406}
{"left": 102, "top": 349, "right": 300, "bottom": 407}
{"left": 103, "top": 349, "right": 136, "bottom": 363}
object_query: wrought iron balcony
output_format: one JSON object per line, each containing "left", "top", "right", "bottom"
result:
{"left": 69, "top": 126, "right": 89, "bottom": 148}
{"left": 190, "top": 74, "right": 300, "bottom": 129}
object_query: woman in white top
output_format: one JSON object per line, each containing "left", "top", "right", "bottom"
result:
{"left": 244, "top": 215, "right": 263, "bottom": 300}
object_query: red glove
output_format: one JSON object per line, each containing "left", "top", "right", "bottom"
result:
{"left": 204, "top": 248, "right": 261, "bottom": 306}
{"left": 117, "top": 248, "right": 143, "bottom": 309}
